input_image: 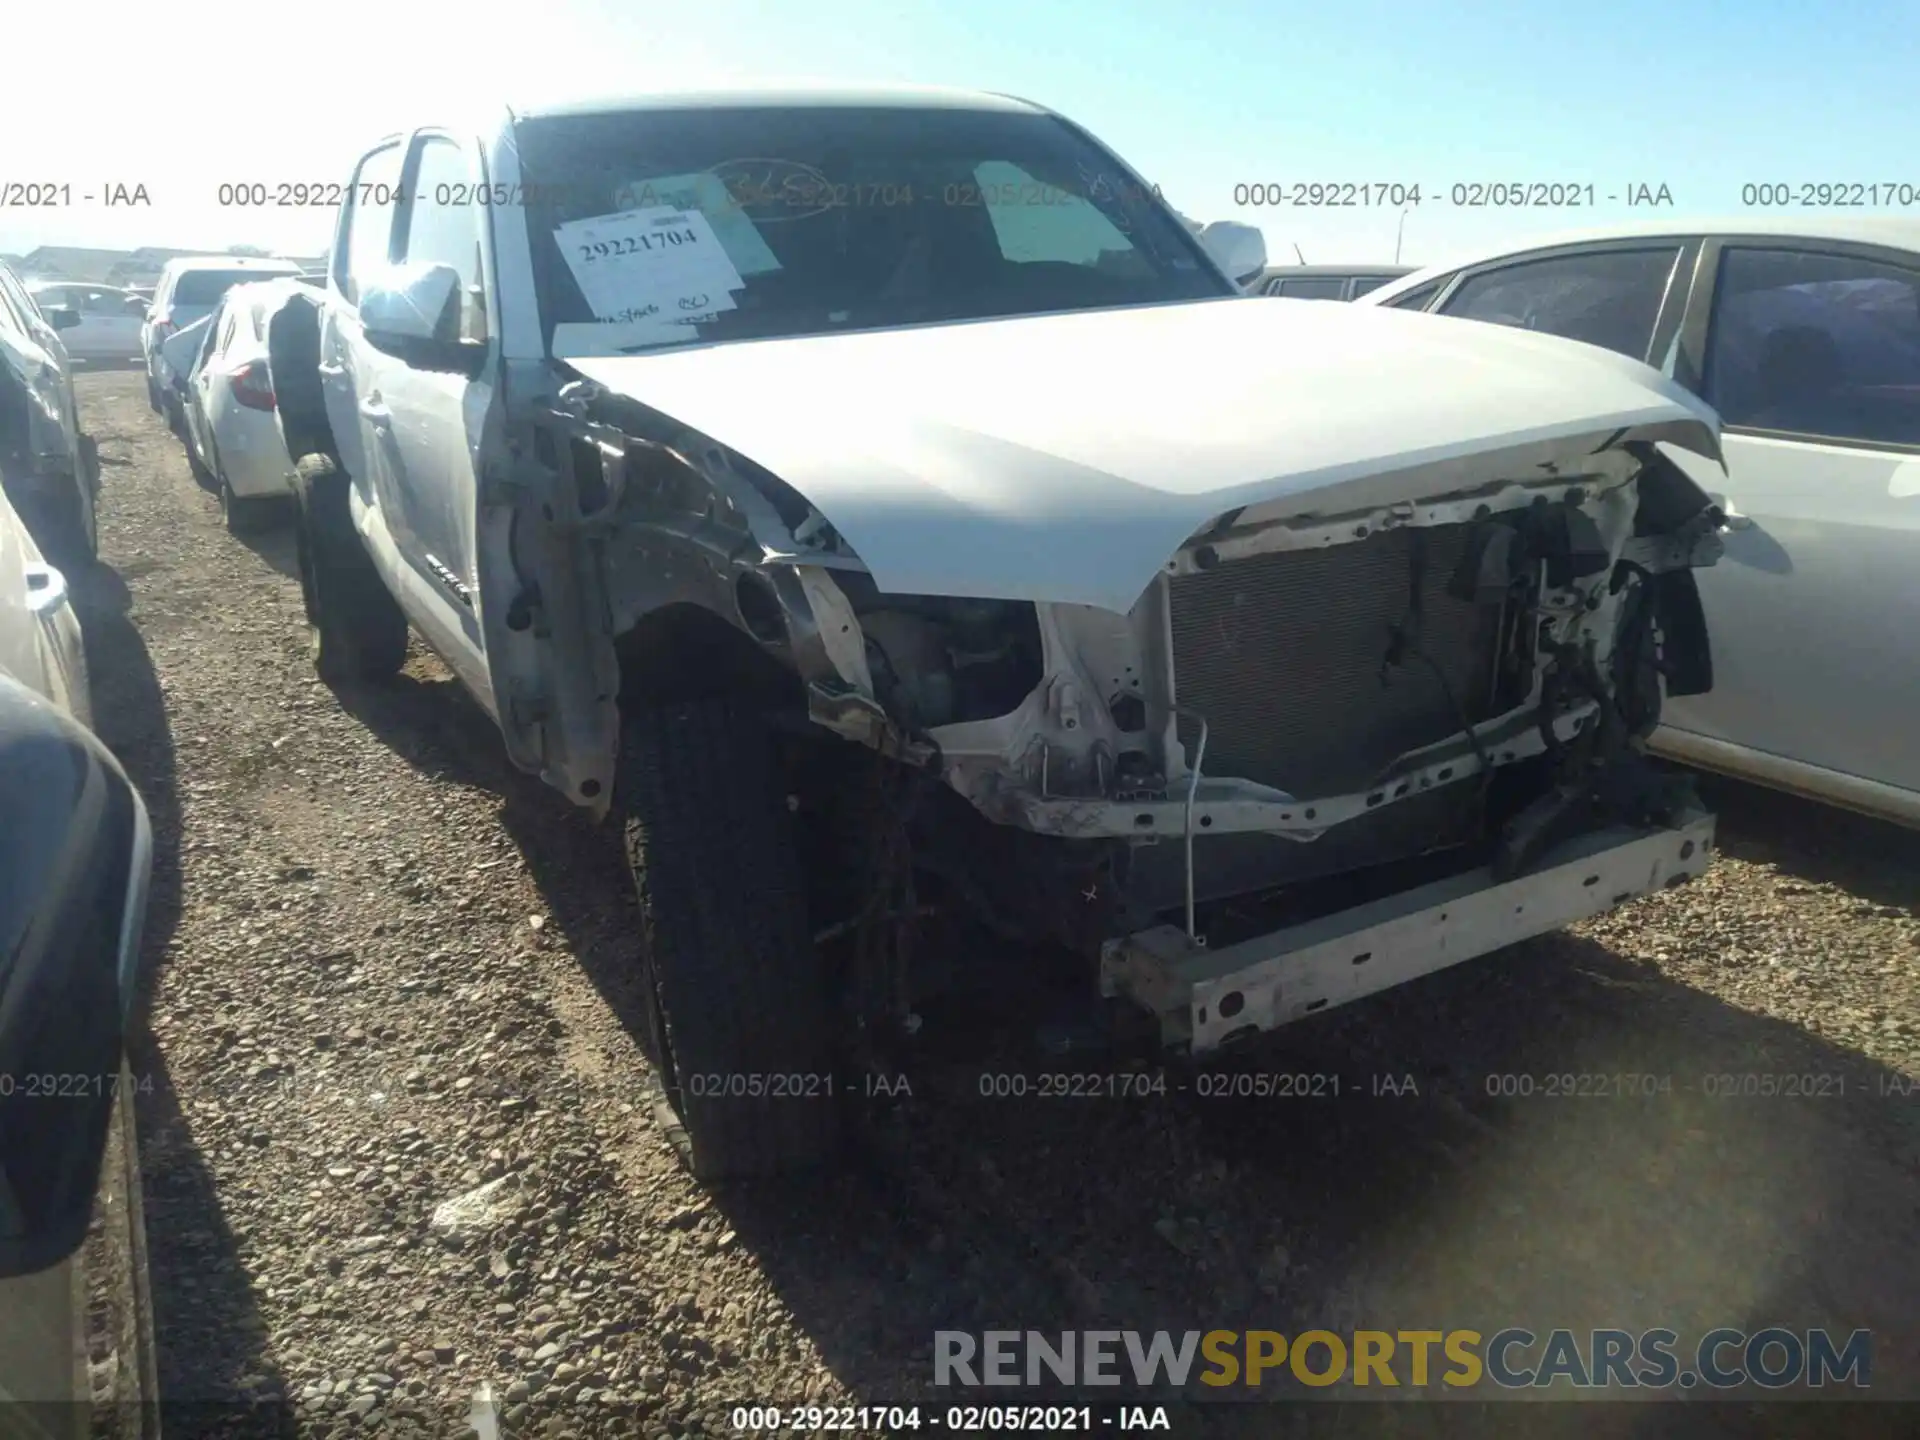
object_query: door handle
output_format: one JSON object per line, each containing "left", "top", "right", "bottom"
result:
{"left": 317, "top": 361, "right": 346, "bottom": 378}
{"left": 358, "top": 397, "right": 391, "bottom": 427}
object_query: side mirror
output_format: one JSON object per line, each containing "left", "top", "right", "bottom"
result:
{"left": 0, "top": 676, "right": 152, "bottom": 1279}
{"left": 360, "top": 262, "right": 482, "bottom": 373}
{"left": 44, "top": 307, "right": 81, "bottom": 332}
{"left": 1198, "top": 221, "right": 1269, "bottom": 287}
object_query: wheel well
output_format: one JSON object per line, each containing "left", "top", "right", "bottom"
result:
{"left": 615, "top": 603, "right": 804, "bottom": 712}
{"left": 266, "top": 296, "right": 331, "bottom": 464}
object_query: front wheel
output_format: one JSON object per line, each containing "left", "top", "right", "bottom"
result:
{"left": 620, "top": 699, "right": 842, "bottom": 1180}
{"left": 291, "top": 452, "right": 407, "bottom": 684}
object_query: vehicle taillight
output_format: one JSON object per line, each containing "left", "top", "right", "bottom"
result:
{"left": 229, "top": 359, "right": 276, "bottom": 411}
{"left": 151, "top": 313, "right": 174, "bottom": 338}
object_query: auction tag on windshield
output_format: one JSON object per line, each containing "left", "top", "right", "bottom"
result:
{"left": 553, "top": 206, "right": 746, "bottom": 321}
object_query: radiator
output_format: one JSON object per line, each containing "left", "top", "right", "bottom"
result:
{"left": 1168, "top": 524, "right": 1501, "bottom": 799}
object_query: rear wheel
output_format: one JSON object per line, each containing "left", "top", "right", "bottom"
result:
{"left": 145, "top": 374, "right": 161, "bottom": 413}
{"left": 620, "top": 699, "right": 842, "bottom": 1180}
{"left": 291, "top": 452, "right": 407, "bottom": 684}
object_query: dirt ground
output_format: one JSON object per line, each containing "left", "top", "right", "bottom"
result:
{"left": 66, "top": 366, "right": 1920, "bottom": 1439}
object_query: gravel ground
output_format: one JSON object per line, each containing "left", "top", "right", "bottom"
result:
{"left": 67, "top": 367, "right": 1920, "bottom": 1440}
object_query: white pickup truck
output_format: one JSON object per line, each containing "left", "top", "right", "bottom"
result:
{"left": 261, "top": 85, "right": 1729, "bottom": 1181}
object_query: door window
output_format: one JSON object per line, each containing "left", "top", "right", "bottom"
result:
{"left": 400, "top": 138, "right": 489, "bottom": 341}
{"left": 1438, "top": 246, "right": 1682, "bottom": 360}
{"left": 1350, "top": 276, "right": 1394, "bottom": 298}
{"left": 339, "top": 143, "right": 406, "bottom": 305}
{"left": 1704, "top": 246, "right": 1920, "bottom": 447}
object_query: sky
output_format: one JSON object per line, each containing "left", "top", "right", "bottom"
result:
{"left": 6, "top": 0, "right": 1918, "bottom": 271}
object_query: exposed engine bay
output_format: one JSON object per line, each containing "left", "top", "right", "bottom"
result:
{"left": 544, "top": 375, "right": 1724, "bottom": 996}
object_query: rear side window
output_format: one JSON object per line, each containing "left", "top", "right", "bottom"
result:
{"left": 1350, "top": 276, "right": 1393, "bottom": 298}
{"left": 1274, "top": 277, "right": 1347, "bottom": 300}
{"left": 175, "top": 270, "right": 287, "bottom": 306}
{"left": 1705, "top": 246, "right": 1920, "bottom": 448}
{"left": 1439, "top": 246, "right": 1682, "bottom": 361}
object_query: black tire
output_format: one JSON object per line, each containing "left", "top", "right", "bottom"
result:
{"left": 620, "top": 699, "right": 841, "bottom": 1180}
{"left": 163, "top": 392, "right": 185, "bottom": 438}
{"left": 291, "top": 452, "right": 407, "bottom": 684}
{"left": 145, "top": 374, "right": 161, "bottom": 413}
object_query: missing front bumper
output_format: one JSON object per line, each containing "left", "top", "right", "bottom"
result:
{"left": 1101, "top": 804, "right": 1715, "bottom": 1052}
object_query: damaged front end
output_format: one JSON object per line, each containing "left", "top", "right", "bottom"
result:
{"left": 503, "top": 370, "right": 1724, "bottom": 1049}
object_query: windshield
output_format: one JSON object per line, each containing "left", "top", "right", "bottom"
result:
{"left": 172, "top": 269, "right": 293, "bottom": 307}
{"left": 513, "top": 104, "right": 1228, "bottom": 352}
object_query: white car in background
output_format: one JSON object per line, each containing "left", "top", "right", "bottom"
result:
{"left": 0, "top": 464, "right": 157, "bottom": 1422}
{"left": 26, "top": 282, "right": 148, "bottom": 361}
{"left": 141, "top": 256, "right": 304, "bottom": 422}
{"left": 1250, "top": 265, "right": 1415, "bottom": 300}
{"left": 1361, "top": 218, "right": 1920, "bottom": 827}
{"left": 160, "top": 280, "right": 305, "bottom": 533}
{"left": 0, "top": 260, "right": 99, "bottom": 569}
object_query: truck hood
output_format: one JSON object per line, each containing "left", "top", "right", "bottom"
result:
{"left": 564, "top": 297, "right": 1722, "bottom": 614}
